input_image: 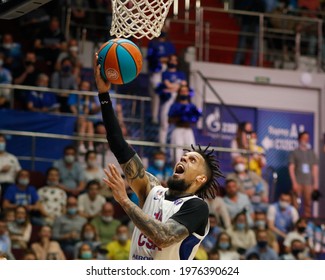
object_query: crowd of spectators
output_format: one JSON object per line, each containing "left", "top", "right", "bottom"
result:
{"left": 0, "top": 0, "right": 324, "bottom": 261}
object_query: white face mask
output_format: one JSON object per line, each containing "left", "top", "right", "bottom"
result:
{"left": 2, "top": 43, "right": 12, "bottom": 49}
{"left": 234, "top": 163, "right": 246, "bottom": 173}
{"left": 101, "top": 216, "right": 113, "bottom": 223}
{"left": 117, "top": 233, "right": 128, "bottom": 242}
{"left": 87, "top": 160, "right": 97, "bottom": 168}
{"left": 279, "top": 201, "right": 290, "bottom": 209}
{"left": 69, "top": 46, "right": 79, "bottom": 52}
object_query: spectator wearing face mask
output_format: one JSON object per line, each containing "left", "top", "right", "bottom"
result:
{"left": 0, "top": 134, "right": 21, "bottom": 204}
{"left": 212, "top": 232, "right": 240, "bottom": 260}
{"left": 281, "top": 239, "right": 312, "bottom": 260}
{"left": 83, "top": 151, "right": 105, "bottom": 185}
{"left": 227, "top": 212, "right": 256, "bottom": 257}
{"left": 76, "top": 242, "right": 97, "bottom": 260}
{"left": 55, "top": 38, "right": 82, "bottom": 74}
{"left": 0, "top": 33, "right": 22, "bottom": 71}
{"left": 7, "top": 206, "right": 32, "bottom": 249}
{"left": 51, "top": 57, "right": 78, "bottom": 113}
{"left": 201, "top": 213, "right": 223, "bottom": 253}
{"left": 283, "top": 218, "right": 309, "bottom": 254}
{"left": 37, "top": 167, "right": 67, "bottom": 225}
{"left": 74, "top": 223, "right": 102, "bottom": 259}
{"left": 245, "top": 229, "right": 278, "bottom": 260}
{"left": 227, "top": 156, "right": 269, "bottom": 213}
{"left": 147, "top": 150, "right": 173, "bottom": 187}
{"left": 52, "top": 196, "right": 87, "bottom": 258}
{"left": 2, "top": 170, "right": 45, "bottom": 222}
{"left": 267, "top": 192, "right": 299, "bottom": 242}
{"left": 53, "top": 145, "right": 85, "bottom": 196}
{"left": 12, "top": 52, "right": 40, "bottom": 98}
{"left": 90, "top": 202, "right": 121, "bottom": 245}
{"left": 157, "top": 54, "right": 187, "bottom": 148}
{"left": 26, "top": 73, "right": 59, "bottom": 112}
{"left": 288, "top": 131, "right": 318, "bottom": 218}
{"left": 106, "top": 224, "right": 131, "bottom": 260}
{"left": 78, "top": 180, "right": 106, "bottom": 220}
{"left": 254, "top": 211, "right": 279, "bottom": 253}
{"left": 168, "top": 85, "right": 202, "bottom": 163}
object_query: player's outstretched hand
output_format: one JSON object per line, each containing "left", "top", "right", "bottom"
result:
{"left": 94, "top": 52, "right": 111, "bottom": 94}
{"left": 103, "top": 164, "right": 128, "bottom": 205}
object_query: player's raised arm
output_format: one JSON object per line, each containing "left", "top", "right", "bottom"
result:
{"left": 94, "top": 54, "right": 155, "bottom": 206}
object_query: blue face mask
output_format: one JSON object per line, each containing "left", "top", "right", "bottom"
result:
{"left": 154, "top": 159, "right": 165, "bottom": 169}
{"left": 255, "top": 220, "right": 266, "bottom": 229}
{"left": 67, "top": 207, "right": 77, "bottom": 216}
{"left": 219, "top": 242, "right": 230, "bottom": 250}
{"left": 236, "top": 223, "right": 246, "bottom": 231}
{"left": 18, "top": 178, "right": 29, "bottom": 186}
{"left": 16, "top": 218, "right": 26, "bottom": 224}
{"left": 81, "top": 251, "right": 92, "bottom": 259}
{"left": 0, "top": 142, "right": 6, "bottom": 152}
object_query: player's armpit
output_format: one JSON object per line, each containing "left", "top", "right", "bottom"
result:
{"left": 121, "top": 154, "right": 152, "bottom": 206}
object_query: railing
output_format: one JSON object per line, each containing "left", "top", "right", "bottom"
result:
{"left": 62, "top": 2, "right": 324, "bottom": 70}
{"left": 0, "top": 83, "right": 150, "bottom": 143}
{"left": 0, "top": 129, "right": 251, "bottom": 168}
{"left": 195, "top": 7, "right": 323, "bottom": 69}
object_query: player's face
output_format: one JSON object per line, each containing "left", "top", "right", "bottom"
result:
{"left": 172, "top": 152, "right": 207, "bottom": 190}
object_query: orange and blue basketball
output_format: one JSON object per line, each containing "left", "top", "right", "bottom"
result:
{"left": 97, "top": 38, "right": 143, "bottom": 85}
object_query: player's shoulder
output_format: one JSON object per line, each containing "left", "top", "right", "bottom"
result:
{"left": 182, "top": 197, "right": 209, "bottom": 212}
{"left": 145, "top": 171, "right": 161, "bottom": 188}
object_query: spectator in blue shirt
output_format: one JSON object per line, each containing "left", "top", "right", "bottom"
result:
{"left": 0, "top": 33, "right": 22, "bottom": 71}
{"left": 2, "top": 170, "right": 40, "bottom": 211}
{"left": 245, "top": 229, "right": 279, "bottom": 260}
{"left": 157, "top": 54, "right": 187, "bottom": 147}
{"left": 147, "top": 150, "right": 173, "bottom": 187}
{"left": 53, "top": 145, "right": 85, "bottom": 196}
{"left": 147, "top": 32, "right": 176, "bottom": 124}
{"left": 26, "top": 73, "right": 59, "bottom": 112}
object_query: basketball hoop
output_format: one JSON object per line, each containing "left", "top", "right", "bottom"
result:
{"left": 110, "top": 0, "right": 174, "bottom": 40}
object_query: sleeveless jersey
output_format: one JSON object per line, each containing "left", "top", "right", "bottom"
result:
{"left": 129, "top": 186, "right": 209, "bottom": 260}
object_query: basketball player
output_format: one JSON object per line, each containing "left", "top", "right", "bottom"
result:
{"left": 94, "top": 53, "right": 223, "bottom": 260}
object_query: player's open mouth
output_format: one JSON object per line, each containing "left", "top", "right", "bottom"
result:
{"left": 175, "top": 164, "right": 185, "bottom": 174}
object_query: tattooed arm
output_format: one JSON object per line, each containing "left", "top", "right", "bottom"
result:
{"left": 104, "top": 164, "right": 189, "bottom": 248}
{"left": 120, "top": 154, "right": 160, "bottom": 207}
{"left": 121, "top": 199, "right": 189, "bottom": 248}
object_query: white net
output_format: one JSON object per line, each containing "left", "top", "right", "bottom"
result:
{"left": 110, "top": 0, "right": 174, "bottom": 40}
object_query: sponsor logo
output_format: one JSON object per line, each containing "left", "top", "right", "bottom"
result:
{"left": 106, "top": 68, "right": 119, "bottom": 80}
{"left": 174, "top": 198, "right": 183, "bottom": 205}
{"left": 132, "top": 254, "right": 153, "bottom": 260}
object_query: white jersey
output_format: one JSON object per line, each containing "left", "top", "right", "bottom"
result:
{"left": 130, "top": 186, "right": 209, "bottom": 260}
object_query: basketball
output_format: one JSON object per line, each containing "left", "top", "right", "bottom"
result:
{"left": 97, "top": 38, "right": 143, "bottom": 85}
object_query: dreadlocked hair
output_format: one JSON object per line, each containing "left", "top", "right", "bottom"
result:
{"left": 183, "top": 144, "right": 224, "bottom": 199}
